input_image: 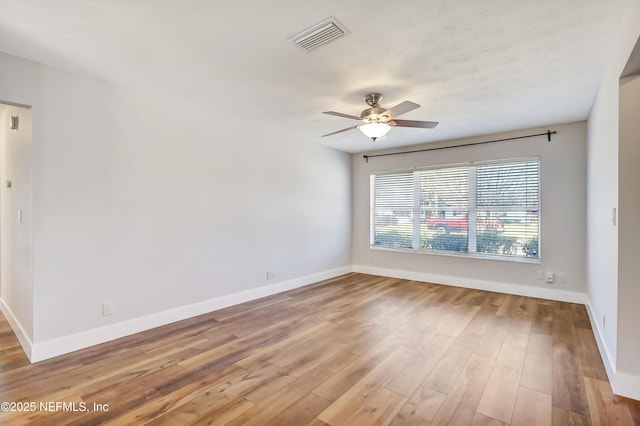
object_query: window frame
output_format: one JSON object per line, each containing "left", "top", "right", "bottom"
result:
{"left": 369, "top": 156, "right": 541, "bottom": 263}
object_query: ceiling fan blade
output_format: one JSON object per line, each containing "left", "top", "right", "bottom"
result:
{"left": 392, "top": 119, "right": 439, "bottom": 128}
{"left": 322, "top": 125, "right": 359, "bottom": 137}
{"left": 384, "top": 101, "right": 420, "bottom": 118}
{"left": 323, "top": 111, "right": 362, "bottom": 120}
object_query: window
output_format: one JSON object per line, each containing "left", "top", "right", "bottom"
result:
{"left": 370, "top": 158, "right": 540, "bottom": 260}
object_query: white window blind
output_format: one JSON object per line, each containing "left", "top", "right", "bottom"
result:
{"left": 370, "top": 158, "right": 540, "bottom": 260}
{"left": 371, "top": 172, "right": 415, "bottom": 249}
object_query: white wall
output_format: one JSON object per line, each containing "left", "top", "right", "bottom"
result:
{"left": 586, "top": 0, "right": 640, "bottom": 399}
{"left": 618, "top": 73, "right": 640, "bottom": 377}
{"left": 352, "top": 122, "right": 587, "bottom": 301}
{"left": 0, "top": 105, "right": 33, "bottom": 346}
{"left": 0, "top": 51, "right": 352, "bottom": 359}
{"left": 586, "top": 47, "right": 622, "bottom": 372}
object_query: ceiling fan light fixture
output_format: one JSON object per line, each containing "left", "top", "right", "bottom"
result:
{"left": 359, "top": 122, "right": 391, "bottom": 141}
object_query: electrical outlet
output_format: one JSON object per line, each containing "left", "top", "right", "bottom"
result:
{"left": 545, "top": 271, "right": 554, "bottom": 283}
{"left": 102, "top": 302, "right": 113, "bottom": 316}
{"left": 603, "top": 314, "right": 606, "bottom": 330}
{"left": 558, "top": 273, "right": 566, "bottom": 283}
{"left": 536, "top": 270, "right": 543, "bottom": 280}
{"left": 266, "top": 270, "right": 276, "bottom": 280}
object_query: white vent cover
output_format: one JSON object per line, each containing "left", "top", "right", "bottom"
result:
{"left": 290, "top": 17, "right": 349, "bottom": 51}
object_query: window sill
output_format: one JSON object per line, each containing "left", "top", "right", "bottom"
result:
{"left": 369, "top": 245, "right": 541, "bottom": 264}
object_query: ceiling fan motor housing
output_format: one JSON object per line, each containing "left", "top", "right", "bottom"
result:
{"left": 360, "top": 107, "right": 390, "bottom": 123}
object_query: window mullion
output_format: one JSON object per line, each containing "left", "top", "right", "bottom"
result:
{"left": 369, "top": 175, "right": 375, "bottom": 246}
{"left": 412, "top": 171, "right": 421, "bottom": 250}
{"left": 468, "top": 166, "right": 477, "bottom": 253}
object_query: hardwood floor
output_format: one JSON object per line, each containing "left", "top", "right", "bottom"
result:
{"left": 0, "top": 273, "right": 638, "bottom": 425}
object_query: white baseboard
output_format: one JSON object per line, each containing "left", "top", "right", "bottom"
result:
{"left": 0, "top": 298, "right": 34, "bottom": 361}
{"left": 10, "top": 264, "right": 622, "bottom": 382}
{"left": 610, "top": 371, "right": 640, "bottom": 401}
{"left": 29, "top": 266, "right": 352, "bottom": 363}
{"left": 9, "top": 263, "right": 639, "bottom": 399}
{"left": 353, "top": 265, "right": 586, "bottom": 304}
{"left": 585, "top": 299, "right": 640, "bottom": 400}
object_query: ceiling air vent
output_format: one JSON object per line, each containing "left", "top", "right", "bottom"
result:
{"left": 290, "top": 17, "right": 349, "bottom": 51}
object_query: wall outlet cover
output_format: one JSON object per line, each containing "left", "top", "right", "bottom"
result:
{"left": 102, "top": 303, "right": 113, "bottom": 316}
{"left": 545, "top": 271, "right": 554, "bottom": 283}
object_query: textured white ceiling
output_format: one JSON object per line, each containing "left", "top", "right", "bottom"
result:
{"left": 0, "top": 0, "right": 629, "bottom": 153}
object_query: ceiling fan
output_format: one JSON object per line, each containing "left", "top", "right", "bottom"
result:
{"left": 322, "top": 93, "right": 438, "bottom": 141}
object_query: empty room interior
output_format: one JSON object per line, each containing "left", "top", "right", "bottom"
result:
{"left": 0, "top": 0, "right": 640, "bottom": 425}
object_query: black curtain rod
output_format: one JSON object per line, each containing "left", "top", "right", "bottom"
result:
{"left": 362, "top": 129, "right": 556, "bottom": 162}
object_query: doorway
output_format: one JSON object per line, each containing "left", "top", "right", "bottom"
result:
{"left": 0, "top": 102, "right": 34, "bottom": 352}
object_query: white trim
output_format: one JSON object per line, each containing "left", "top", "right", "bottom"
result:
{"left": 609, "top": 371, "right": 640, "bottom": 400}
{"left": 585, "top": 298, "right": 640, "bottom": 400}
{"left": 352, "top": 265, "right": 586, "bottom": 304}
{"left": 0, "top": 298, "right": 33, "bottom": 361}
{"left": 369, "top": 246, "right": 541, "bottom": 264}
{"left": 15, "top": 261, "right": 640, "bottom": 404}
{"left": 29, "top": 266, "right": 352, "bottom": 363}
{"left": 585, "top": 299, "right": 617, "bottom": 378}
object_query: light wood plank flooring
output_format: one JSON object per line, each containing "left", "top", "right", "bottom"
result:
{"left": 0, "top": 273, "right": 638, "bottom": 425}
